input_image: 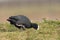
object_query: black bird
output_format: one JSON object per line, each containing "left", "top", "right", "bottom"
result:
{"left": 7, "top": 15, "right": 39, "bottom": 30}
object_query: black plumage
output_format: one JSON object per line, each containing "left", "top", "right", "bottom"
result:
{"left": 7, "top": 15, "right": 39, "bottom": 30}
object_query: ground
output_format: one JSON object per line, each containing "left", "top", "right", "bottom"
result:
{"left": 0, "top": 19, "right": 60, "bottom": 40}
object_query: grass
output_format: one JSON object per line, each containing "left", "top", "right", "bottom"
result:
{"left": 0, "top": 19, "right": 60, "bottom": 40}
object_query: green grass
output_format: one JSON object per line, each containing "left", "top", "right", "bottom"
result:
{"left": 0, "top": 19, "right": 60, "bottom": 40}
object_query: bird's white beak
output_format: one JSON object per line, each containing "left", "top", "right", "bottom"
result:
{"left": 37, "top": 25, "right": 39, "bottom": 30}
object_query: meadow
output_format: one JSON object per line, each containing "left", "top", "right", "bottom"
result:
{"left": 0, "top": 19, "right": 60, "bottom": 40}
